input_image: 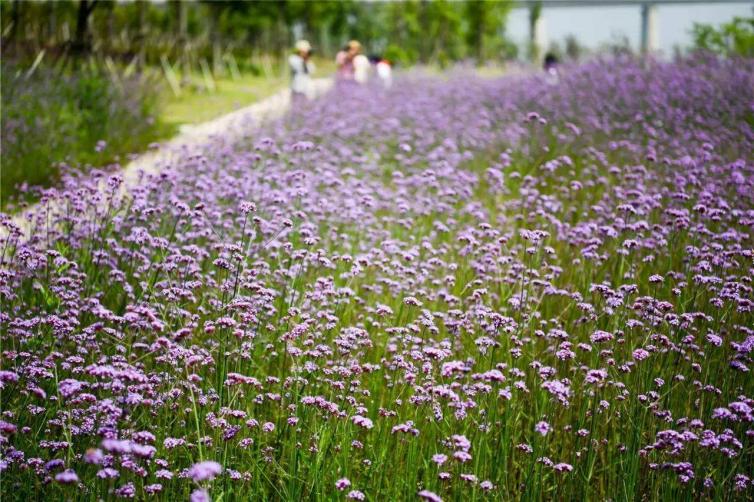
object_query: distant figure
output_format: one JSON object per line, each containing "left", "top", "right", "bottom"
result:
{"left": 369, "top": 55, "right": 393, "bottom": 88}
{"left": 335, "top": 40, "right": 358, "bottom": 82}
{"left": 353, "top": 55, "right": 370, "bottom": 85}
{"left": 289, "top": 40, "right": 315, "bottom": 100}
{"left": 336, "top": 40, "right": 369, "bottom": 84}
{"left": 543, "top": 53, "right": 558, "bottom": 71}
{"left": 543, "top": 53, "right": 559, "bottom": 85}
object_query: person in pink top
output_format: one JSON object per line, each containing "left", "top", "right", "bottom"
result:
{"left": 336, "top": 40, "right": 363, "bottom": 82}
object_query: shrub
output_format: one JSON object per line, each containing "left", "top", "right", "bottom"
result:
{"left": 692, "top": 16, "right": 754, "bottom": 58}
{"left": 0, "top": 62, "right": 168, "bottom": 207}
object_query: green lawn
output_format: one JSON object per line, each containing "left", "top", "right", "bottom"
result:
{"left": 161, "top": 74, "right": 287, "bottom": 126}
{"left": 160, "top": 58, "right": 336, "bottom": 127}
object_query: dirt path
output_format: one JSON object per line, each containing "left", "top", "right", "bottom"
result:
{"left": 6, "top": 78, "right": 333, "bottom": 238}
{"left": 121, "top": 78, "right": 332, "bottom": 186}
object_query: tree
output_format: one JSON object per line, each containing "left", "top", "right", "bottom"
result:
{"left": 4, "top": 0, "right": 22, "bottom": 49}
{"left": 692, "top": 17, "right": 754, "bottom": 58}
{"left": 565, "top": 34, "right": 585, "bottom": 61}
{"left": 527, "top": 1, "right": 542, "bottom": 62}
{"left": 426, "top": 0, "right": 464, "bottom": 64}
{"left": 73, "top": 0, "right": 98, "bottom": 54}
{"left": 465, "top": 0, "right": 513, "bottom": 64}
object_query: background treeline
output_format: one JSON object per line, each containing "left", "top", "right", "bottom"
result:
{"left": 1, "top": 0, "right": 518, "bottom": 69}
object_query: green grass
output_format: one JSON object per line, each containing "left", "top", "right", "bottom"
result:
{"left": 161, "top": 73, "right": 287, "bottom": 126}
{"left": 160, "top": 57, "right": 336, "bottom": 127}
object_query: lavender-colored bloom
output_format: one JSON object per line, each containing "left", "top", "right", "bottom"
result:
{"left": 45, "top": 459, "right": 65, "bottom": 471}
{"left": 460, "top": 473, "right": 478, "bottom": 484}
{"left": 190, "top": 489, "right": 211, "bottom": 502}
{"left": 451, "top": 434, "right": 471, "bottom": 451}
{"left": 156, "top": 469, "right": 173, "bottom": 480}
{"left": 102, "top": 439, "right": 133, "bottom": 454}
{"left": 585, "top": 369, "right": 608, "bottom": 384}
{"left": 83, "top": 449, "right": 104, "bottom": 464}
{"left": 55, "top": 469, "right": 79, "bottom": 484}
{"left": 535, "top": 421, "right": 552, "bottom": 436}
{"left": 734, "top": 474, "right": 750, "bottom": 492}
{"left": 418, "top": 489, "right": 443, "bottom": 501}
{"left": 144, "top": 484, "right": 163, "bottom": 495}
{"left": 97, "top": 468, "right": 119, "bottom": 479}
{"left": 335, "top": 478, "right": 351, "bottom": 490}
{"left": 115, "top": 482, "right": 136, "bottom": 498}
{"left": 480, "top": 480, "right": 495, "bottom": 491}
{"left": 187, "top": 461, "right": 223, "bottom": 482}
{"left": 431, "top": 454, "right": 448, "bottom": 465}
{"left": 590, "top": 331, "right": 614, "bottom": 343}
{"left": 351, "top": 415, "right": 374, "bottom": 429}
{"left": 553, "top": 463, "right": 573, "bottom": 473}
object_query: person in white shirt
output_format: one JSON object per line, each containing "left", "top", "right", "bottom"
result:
{"left": 289, "top": 40, "right": 315, "bottom": 100}
{"left": 353, "top": 52, "right": 370, "bottom": 84}
{"left": 369, "top": 55, "right": 393, "bottom": 88}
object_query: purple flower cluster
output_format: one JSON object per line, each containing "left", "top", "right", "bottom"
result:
{"left": 1, "top": 55, "right": 753, "bottom": 500}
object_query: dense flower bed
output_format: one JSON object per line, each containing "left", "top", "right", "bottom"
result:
{"left": 1, "top": 56, "right": 753, "bottom": 501}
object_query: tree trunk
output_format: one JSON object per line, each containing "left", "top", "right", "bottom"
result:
{"left": 46, "top": 1, "right": 57, "bottom": 46}
{"left": 4, "top": 0, "right": 22, "bottom": 50}
{"left": 419, "top": 0, "right": 430, "bottom": 64}
{"left": 173, "top": 0, "right": 188, "bottom": 73}
{"left": 475, "top": 8, "right": 484, "bottom": 63}
{"left": 209, "top": 6, "right": 224, "bottom": 76}
{"left": 136, "top": 0, "right": 147, "bottom": 68}
{"left": 73, "top": 0, "right": 97, "bottom": 54}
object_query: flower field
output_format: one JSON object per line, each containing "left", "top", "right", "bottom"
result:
{"left": 1, "top": 56, "right": 754, "bottom": 501}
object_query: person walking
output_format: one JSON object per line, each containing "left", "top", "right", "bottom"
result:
{"left": 289, "top": 40, "right": 315, "bottom": 100}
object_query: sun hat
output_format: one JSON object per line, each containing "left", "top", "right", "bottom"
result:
{"left": 347, "top": 40, "right": 362, "bottom": 53}
{"left": 295, "top": 40, "right": 312, "bottom": 54}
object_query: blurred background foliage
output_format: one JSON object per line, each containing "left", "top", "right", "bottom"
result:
{"left": 692, "top": 16, "right": 754, "bottom": 58}
{"left": 1, "top": 0, "right": 516, "bottom": 69}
